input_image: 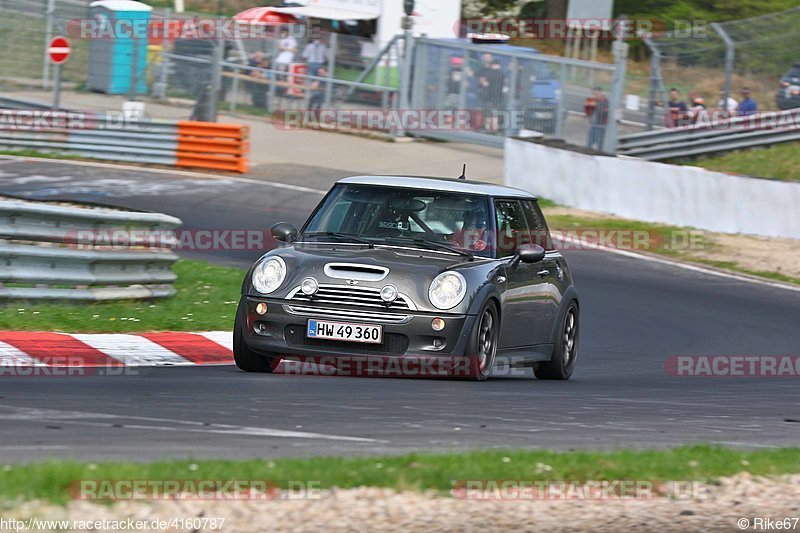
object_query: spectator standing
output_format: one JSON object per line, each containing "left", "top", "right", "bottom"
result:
{"left": 308, "top": 66, "right": 328, "bottom": 114}
{"left": 665, "top": 88, "right": 689, "bottom": 127}
{"left": 275, "top": 29, "right": 298, "bottom": 79}
{"left": 247, "top": 52, "right": 270, "bottom": 109}
{"left": 737, "top": 88, "right": 758, "bottom": 116}
{"left": 690, "top": 97, "right": 709, "bottom": 124}
{"left": 477, "top": 54, "right": 503, "bottom": 132}
{"left": 303, "top": 37, "right": 328, "bottom": 76}
{"left": 586, "top": 87, "right": 609, "bottom": 150}
{"left": 443, "top": 55, "right": 464, "bottom": 113}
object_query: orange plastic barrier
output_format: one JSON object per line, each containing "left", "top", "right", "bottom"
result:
{"left": 176, "top": 121, "right": 250, "bottom": 173}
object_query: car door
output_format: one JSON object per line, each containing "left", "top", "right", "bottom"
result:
{"left": 495, "top": 199, "right": 549, "bottom": 350}
{"left": 520, "top": 199, "right": 562, "bottom": 345}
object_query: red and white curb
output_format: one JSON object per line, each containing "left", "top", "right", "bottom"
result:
{"left": 0, "top": 331, "right": 233, "bottom": 367}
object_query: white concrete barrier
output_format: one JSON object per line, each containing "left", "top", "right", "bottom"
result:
{"left": 505, "top": 138, "right": 800, "bottom": 239}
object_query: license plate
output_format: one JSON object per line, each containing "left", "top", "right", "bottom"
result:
{"left": 307, "top": 320, "right": 383, "bottom": 344}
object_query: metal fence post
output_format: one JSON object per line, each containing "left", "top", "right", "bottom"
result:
{"left": 555, "top": 62, "right": 567, "bottom": 138}
{"left": 411, "top": 39, "right": 427, "bottom": 111}
{"left": 42, "top": 0, "right": 56, "bottom": 90}
{"left": 711, "top": 22, "right": 735, "bottom": 115}
{"left": 158, "top": 51, "right": 170, "bottom": 100}
{"left": 325, "top": 32, "right": 338, "bottom": 107}
{"left": 127, "top": 36, "right": 139, "bottom": 101}
{"left": 643, "top": 37, "right": 661, "bottom": 131}
{"left": 52, "top": 62, "right": 62, "bottom": 110}
{"left": 506, "top": 57, "right": 518, "bottom": 137}
{"left": 604, "top": 40, "right": 628, "bottom": 154}
{"left": 206, "top": 35, "right": 224, "bottom": 122}
{"left": 398, "top": 15, "right": 415, "bottom": 137}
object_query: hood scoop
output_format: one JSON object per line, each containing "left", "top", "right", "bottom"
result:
{"left": 324, "top": 263, "right": 389, "bottom": 282}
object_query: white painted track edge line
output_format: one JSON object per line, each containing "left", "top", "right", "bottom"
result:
{"left": 0, "top": 155, "right": 326, "bottom": 194}
{"left": 560, "top": 236, "right": 800, "bottom": 294}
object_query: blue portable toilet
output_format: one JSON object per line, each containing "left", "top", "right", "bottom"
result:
{"left": 87, "top": 0, "right": 152, "bottom": 95}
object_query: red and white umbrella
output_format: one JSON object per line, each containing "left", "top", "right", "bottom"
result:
{"left": 233, "top": 7, "right": 300, "bottom": 25}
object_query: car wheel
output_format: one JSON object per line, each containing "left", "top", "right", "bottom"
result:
{"left": 463, "top": 300, "right": 499, "bottom": 381}
{"left": 233, "top": 300, "right": 281, "bottom": 373}
{"left": 535, "top": 301, "right": 579, "bottom": 381}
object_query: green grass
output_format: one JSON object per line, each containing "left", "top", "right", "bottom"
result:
{"left": 681, "top": 142, "right": 800, "bottom": 182}
{"left": 536, "top": 198, "right": 557, "bottom": 209}
{"left": 335, "top": 66, "right": 400, "bottom": 89}
{"left": 544, "top": 213, "right": 714, "bottom": 257}
{"left": 0, "top": 260, "right": 245, "bottom": 333}
{"left": 543, "top": 211, "right": 800, "bottom": 286}
{"left": 1, "top": 446, "right": 799, "bottom": 504}
{"left": 0, "top": 149, "right": 81, "bottom": 160}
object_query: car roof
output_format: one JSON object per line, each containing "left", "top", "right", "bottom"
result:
{"left": 337, "top": 176, "right": 537, "bottom": 199}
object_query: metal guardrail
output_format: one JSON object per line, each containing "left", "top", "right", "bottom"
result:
{"left": 618, "top": 109, "right": 800, "bottom": 160}
{"left": 0, "top": 110, "right": 250, "bottom": 172}
{"left": 0, "top": 96, "right": 71, "bottom": 111}
{"left": 0, "top": 198, "right": 182, "bottom": 301}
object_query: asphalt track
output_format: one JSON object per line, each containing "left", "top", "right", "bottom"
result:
{"left": 0, "top": 157, "right": 798, "bottom": 462}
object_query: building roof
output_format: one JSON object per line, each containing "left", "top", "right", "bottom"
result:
{"left": 337, "top": 176, "right": 536, "bottom": 199}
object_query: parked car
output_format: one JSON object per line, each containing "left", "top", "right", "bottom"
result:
{"left": 234, "top": 175, "right": 580, "bottom": 381}
{"left": 777, "top": 63, "right": 800, "bottom": 110}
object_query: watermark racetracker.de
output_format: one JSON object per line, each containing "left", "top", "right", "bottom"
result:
{"left": 452, "top": 479, "right": 709, "bottom": 501}
{"left": 71, "top": 479, "right": 323, "bottom": 501}
{"left": 63, "top": 228, "right": 710, "bottom": 254}
{"left": 665, "top": 355, "right": 800, "bottom": 378}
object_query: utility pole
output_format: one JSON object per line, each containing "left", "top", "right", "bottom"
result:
{"left": 398, "top": 0, "right": 415, "bottom": 137}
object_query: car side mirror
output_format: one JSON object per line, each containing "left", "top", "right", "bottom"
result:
{"left": 514, "top": 244, "right": 546, "bottom": 265}
{"left": 271, "top": 222, "right": 298, "bottom": 243}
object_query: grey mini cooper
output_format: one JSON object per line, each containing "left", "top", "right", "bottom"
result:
{"left": 234, "top": 175, "right": 579, "bottom": 381}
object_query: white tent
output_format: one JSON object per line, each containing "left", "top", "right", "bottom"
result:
{"left": 273, "top": 0, "right": 462, "bottom": 49}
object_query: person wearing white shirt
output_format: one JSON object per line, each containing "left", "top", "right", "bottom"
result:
{"left": 276, "top": 30, "right": 297, "bottom": 79}
{"left": 717, "top": 91, "right": 738, "bottom": 115}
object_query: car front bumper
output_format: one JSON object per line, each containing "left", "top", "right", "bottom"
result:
{"left": 240, "top": 296, "right": 478, "bottom": 369}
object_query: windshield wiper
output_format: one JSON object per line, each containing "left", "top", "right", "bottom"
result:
{"left": 303, "top": 232, "right": 375, "bottom": 248}
{"left": 383, "top": 237, "right": 474, "bottom": 261}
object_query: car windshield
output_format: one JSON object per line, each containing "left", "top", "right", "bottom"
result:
{"left": 301, "top": 184, "right": 496, "bottom": 258}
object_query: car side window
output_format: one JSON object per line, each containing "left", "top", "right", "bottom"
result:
{"left": 521, "top": 200, "right": 554, "bottom": 250}
{"left": 494, "top": 199, "right": 531, "bottom": 258}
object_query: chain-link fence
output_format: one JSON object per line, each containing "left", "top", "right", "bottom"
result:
{"left": 0, "top": 0, "right": 89, "bottom": 89}
{"left": 642, "top": 6, "right": 800, "bottom": 129}
{"left": 1, "top": 1, "right": 629, "bottom": 151}
{"left": 159, "top": 28, "right": 401, "bottom": 124}
{"left": 0, "top": 0, "right": 181, "bottom": 97}
{"left": 411, "top": 37, "right": 624, "bottom": 150}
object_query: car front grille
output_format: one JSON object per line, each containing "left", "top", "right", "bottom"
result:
{"left": 283, "top": 305, "right": 410, "bottom": 324}
{"left": 286, "top": 284, "right": 416, "bottom": 311}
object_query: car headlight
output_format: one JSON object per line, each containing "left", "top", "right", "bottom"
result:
{"left": 429, "top": 271, "right": 467, "bottom": 310}
{"left": 252, "top": 256, "right": 287, "bottom": 294}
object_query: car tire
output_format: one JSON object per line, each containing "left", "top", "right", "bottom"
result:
{"left": 535, "top": 300, "right": 579, "bottom": 381}
{"left": 462, "top": 300, "right": 499, "bottom": 381}
{"left": 233, "top": 300, "right": 281, "bottom": 373}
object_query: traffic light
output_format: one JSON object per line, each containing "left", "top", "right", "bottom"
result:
{"left": 404, "top": 0, "right": 415, "bottom": 17}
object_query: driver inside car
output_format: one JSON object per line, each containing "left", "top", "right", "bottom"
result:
{"left": 450, "top": 202, "right": 490, "bottom": 252}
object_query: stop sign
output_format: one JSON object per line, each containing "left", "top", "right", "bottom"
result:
{"left": 48, "top": 36, "right": 71, "bottom": 64}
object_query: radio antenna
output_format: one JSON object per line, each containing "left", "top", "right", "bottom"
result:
{"left": 458, "top": 164, "right": 467, "bottom": 180}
